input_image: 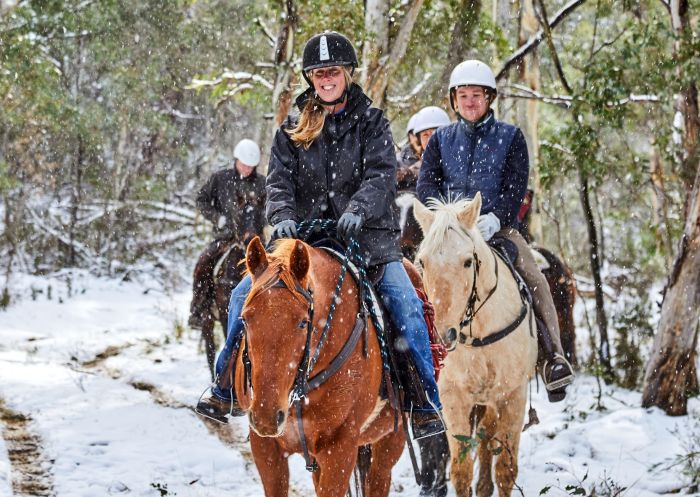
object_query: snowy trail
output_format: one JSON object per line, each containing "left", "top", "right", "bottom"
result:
{"left": 0, "top": 270, "right": 698, "bottom": 496}
{"left": 0, "top": 401, "right": 54, "bottom": 497}
{"left": 79, "top": 343, "right": 308, "bottom": 497}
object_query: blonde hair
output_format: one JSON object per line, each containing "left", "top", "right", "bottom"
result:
{"left": 289, "top": 67, "right": 353, "bottom": 149}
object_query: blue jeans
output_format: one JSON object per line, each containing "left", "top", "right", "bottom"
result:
{"left": 212, "top": 275, "right": 252, "bottom": 400}
{"left": 212, "top": 262, "right": 441, "bottom": 411}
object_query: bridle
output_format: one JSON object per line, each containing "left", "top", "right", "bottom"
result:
{"left": 440, "top": 226, "right": 531, "bottom": 349}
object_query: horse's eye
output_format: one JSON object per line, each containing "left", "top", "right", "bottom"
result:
{"left": 298, "top": 319, "right": 308, "bottom": 329}
{"left": 418, "top": 258, "right": 424, "bottom": 267}
{"left": 464, "top": 259, "right": 472, "bottom": 268}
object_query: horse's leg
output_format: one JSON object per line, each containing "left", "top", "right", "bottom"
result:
{"left": 493, "top": 386, "right": 528, "bottom": 497}
{"left": 417, "top": 431, "right": 449, "bottom": 497}
{"left": 249, "top": 431, "right": 289, "bottom": 497}
{"left": 312, "top": 436, "right": 362, "bottom": 497}
{"left": 475, "top": 407, "right": 497, "bottom": 497}
{"left": 201, "top": 316, "right": 217, "bottom": 382}
{"left": 445, "top": 401, "right": 476, "bottom": 497}
{"left": 365, "top": 429, "right": 405, "bottom": 497}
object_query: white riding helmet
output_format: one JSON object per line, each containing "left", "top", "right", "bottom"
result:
{"left": 412, "top": 106, "right": 451, "bottom": 135}
{"left": 233, "top": 139, "right": 261, "bottom": 167}
{"left": 448, "top": 59, "right": 497, "bottom": 92}
{"left": 406, "top": 113, "right": 419, "bottom": 135}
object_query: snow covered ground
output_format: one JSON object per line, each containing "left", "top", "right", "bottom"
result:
{"left": 0, "top": 270, "right": 697, "bottom": 496}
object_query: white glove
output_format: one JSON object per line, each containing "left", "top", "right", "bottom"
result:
{"left": 217, "top": 215, "right": 227, "bottom": 229}
{"left": 476, "top": 212, "right": 501, "bottom": 241}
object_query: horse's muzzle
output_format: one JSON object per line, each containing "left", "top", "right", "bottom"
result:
{"left": 249, "top": 408, "right": 288, "bottom": 437}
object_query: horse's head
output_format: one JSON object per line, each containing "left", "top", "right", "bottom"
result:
{"left": 414, "top": 193, "right": 495, "bottom": 349}
{"left": 240, "top": 236, "right": 314, "bottom": 437}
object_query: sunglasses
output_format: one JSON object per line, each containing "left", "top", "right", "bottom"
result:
{"left": 311, "top": 67, "right": 343, "bottom": 80}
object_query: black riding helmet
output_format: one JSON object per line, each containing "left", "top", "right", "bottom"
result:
{"left": 302, "top": 32, "right": 358, "bottom": 104}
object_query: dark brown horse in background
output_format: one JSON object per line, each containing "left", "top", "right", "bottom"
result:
{"left": 233, "top": 237, "right": 405, "bottom": 497}
{"left": 200, "top": 241, "right": 247, "bottom": 381}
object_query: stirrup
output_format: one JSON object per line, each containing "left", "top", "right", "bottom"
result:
{"left": 410, "top": 409, "right": 447, "bottom": 441}
{"left": 542, "top": 354, "right": 574, "bottom": 402}
{"left": 194, "top": 387, "right": 244, "bottom": 424}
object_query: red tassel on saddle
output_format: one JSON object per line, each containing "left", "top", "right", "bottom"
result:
{"left": 415, "top": 288, "right": 448, "bottom": 381}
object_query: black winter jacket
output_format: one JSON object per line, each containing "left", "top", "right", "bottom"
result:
{"left": 196, "top": 169, "right": 267, "bottom": 241}
{"left": 266, "top": 83, "right": 402, "bottom": 266}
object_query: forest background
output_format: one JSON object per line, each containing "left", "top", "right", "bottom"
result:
{"left": 0, "top": 0, "right": 699, "bottom": 421}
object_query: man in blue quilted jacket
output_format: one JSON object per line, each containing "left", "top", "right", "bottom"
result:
{"left": 417, "top": 60, "right": 574, "bottom": 402}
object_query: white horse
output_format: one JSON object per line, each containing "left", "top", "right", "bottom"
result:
{"left": 413, "top": 193, "right": 538, "bottom": 497}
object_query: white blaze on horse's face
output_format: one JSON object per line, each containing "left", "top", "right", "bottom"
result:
{"left": 413, "top": 194, "right": 484, "bottom": 346}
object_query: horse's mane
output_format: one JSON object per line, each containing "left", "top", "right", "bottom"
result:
{"left": 417, "top": 197, "right": 474, "bottom": 257}
{"left": 244, "top": 239, "right": 310, "bottom": 308}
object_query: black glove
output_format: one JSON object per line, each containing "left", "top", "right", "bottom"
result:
{"left": 337, "top": 211, "right": 364, "bottom": 242}
{"left": 271, "top": 219, "right": 297, "bottom": 240}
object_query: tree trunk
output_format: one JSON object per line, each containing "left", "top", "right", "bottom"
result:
{"left": 641, "top": 0, "right": 700, "bottom": 417}
{"left": 363, "top": 0, "right": 425, "bottom": 108}
{"left": 360, "top": 0, "right": 389, "bottom": 89}
{"left": 579, "top": 169, "right": 615, "bottom": 383}
{"left": 516, "top": 0, "right": 543, "bottom": 242}
{"left": 259, "top": 0, "right": 297, "bottom": 174}
{"left": 429, "top": 0, "right": 482, "bottom": 106}
{"left": 642, "top": 165, "right": 700, "bottom": 415}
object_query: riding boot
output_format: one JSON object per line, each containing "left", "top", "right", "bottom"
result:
{"left": 495, "top": 229, "right": 575, "bottom": 402}
{"left": 195, "top": 344, "right": 246, "bottom": 423}
{"left": 536, "top": 316, "right": 574, "bottom": 402}
{"left": 195, "top": 275, "right": 253, "bottom": 424}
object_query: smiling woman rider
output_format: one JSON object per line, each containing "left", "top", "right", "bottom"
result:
{"left": 196, "top": 31, "right": 444, "bottom": 440}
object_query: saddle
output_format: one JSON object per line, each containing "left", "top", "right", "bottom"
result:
{"left": 314, "top": 238, "right": 444, "bottom": 412}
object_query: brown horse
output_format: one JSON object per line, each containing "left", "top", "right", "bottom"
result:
{"left": 233, "top": 237, "right": 405, "bottom": 497}
{"left": 200, "top": 241, "right": 247, "bottom": 381}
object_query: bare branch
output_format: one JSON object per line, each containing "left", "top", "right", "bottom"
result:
{"left": 386, "top": 73, "right": 433, "bottom": 106}
{"left": 534, "top": 0, "right": 572, "bottom": 93}
{"left": 497, "top": 0, "right": 588, "bottom": 81}
{"left": 255, "top": 16, "right": 276, "bottom": 48}
{"left": 187, "top": 70, "right": 273, "bottom": 91}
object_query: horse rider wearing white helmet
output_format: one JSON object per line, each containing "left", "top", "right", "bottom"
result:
{"left": 417, "top": 59, "right": 574, "bottom": 402}
{"left": 188, "top": 138, "right": 266, "bottom": 330}
{"left": 397, "top": 113, "right": 421, "bottom": 170}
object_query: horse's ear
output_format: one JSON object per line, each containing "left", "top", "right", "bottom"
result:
{"left": 289, "top": 240, "right": 310, "bottom": 282}
{"left": 413, "top": 198, "right": 435, "bottom": 234}
{"left": 246, "top": 236, "right": 268, "bottom": 279}
{"left": 458, "top": 192, "right": 482, "bottom": 229}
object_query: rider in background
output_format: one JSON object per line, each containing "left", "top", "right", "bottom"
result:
{"left": 196, "top": 32, "right": 444, "bottom": 439}
{"left": 187, "top": 139, "right": 266, "bottom": 331}
{"left": 398, "top": 106, "right": 451, "bottom": 193}
{"left": 396, "top": 113, "right": 421, "bottom": 171}
{"left": 417, "top": 60, "right": 574, "bottom": 402}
